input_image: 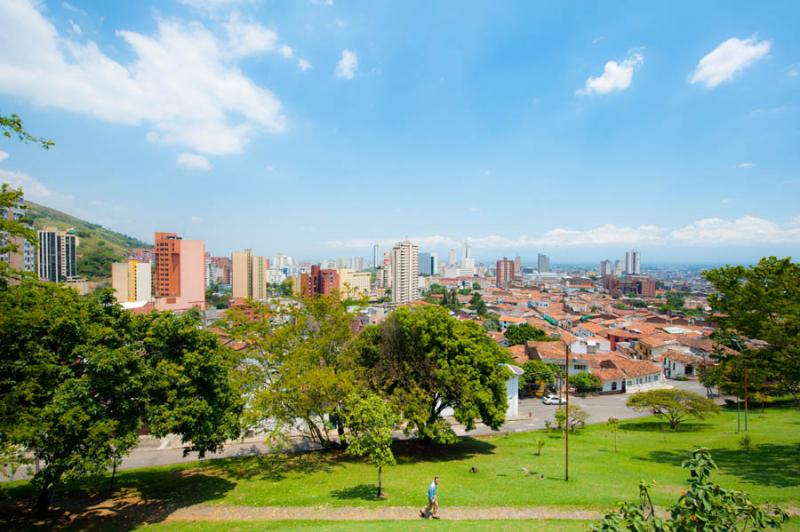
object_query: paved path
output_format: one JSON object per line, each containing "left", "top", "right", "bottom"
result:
{"left": 163, "top": 504, "right": 603, "bottom": 522}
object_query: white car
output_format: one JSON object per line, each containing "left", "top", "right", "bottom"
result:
{"left": 542, "top": 394, "right": 567, "bottom": 405}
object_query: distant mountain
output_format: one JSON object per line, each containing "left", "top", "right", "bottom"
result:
{"left": 24, "top": 201, "right": 151, "bottom": 281}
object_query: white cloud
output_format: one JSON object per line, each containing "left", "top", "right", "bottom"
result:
{"left": 788, "top": 64, "right": 800, "bottom": 78}
{"left": 279, "top": 45, "right": 293, "bottom": 58}
{"left": 335, "top": 49, "right": 358, "bottom": 79}
{"left": 577, "top": 52, "right": 644, "bottom": 95}
{"left": 224, "top": 13, "right": 278, "bottom": 56}
{"left": 328, "top": 216, "right": 800, "bottom": 249}
{"left": 0, "top": 150, "right": 8, "bottom": 162}
{"left": 468, "top": 207, "right": 481, "bottom": 212}
{"left": 690, "top": 36, "right": 771, "bottom": 88}
{"left": 177, "top": 152, "right": 212, "bottom": 170}
{"left": 0, "top": 169, "right": 53, "bottom": 198}
{"left": 298, "top": 58, "right": 312, "bottom": 71}
{"left": 191, "top": 216, "right": 203, "bottom": 224}
{"left": 0, "top": 0, "right": 286, "bottom": 155}
{"left": 737, "top": 162, "right": 756, "bottom": 168}
{"left": 68, "top": 19, "right": 81, "bottom": 36}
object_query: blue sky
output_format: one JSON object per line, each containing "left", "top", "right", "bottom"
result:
{"left": 0, "top": 0, "right": 798, "bottom": 263}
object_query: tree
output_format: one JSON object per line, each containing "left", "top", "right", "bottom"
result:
{"left": 607, "top": 417, "right": 620, "bottom": 453}
{"left": 0, "top": 283, "right": 242, "bottom": 515}
{"left": 469, "top": 291, "right": 488, "bottom": 317}
{"left": 554, "top": 405, "right": 589, "bottom": 433}
{"left": 354, "top": 305, "right": 510, "bottom": 444}
{"left": 482, "top": 312, "right": 501, "bottom": 332}
{"left": 627, "top": 389, "right": 719, "bottom": 429}
{"left": 472, "top": 281, "right": 481, "bottom": 290}
{"left": 521, "top": 360, "right": 557, "bottom": 395}
{"left": 343, "top": 392, "right": 398, "bottom": 498}
{"left": 704, "top": 258, "right": 800, "bottom": 402}
{"left": 504, "top": 323, "right": 551, "bottom": 346}
{"left": 571, "top": 371, "right": 601, "bottom": 394}
{"left": 592, "top": 448, "right": 787, "bottom": 531}
{"left": 224, "top": 294, "right": 360, "bottom": 448}
{"left": 1, "top": 114, "right": 54, "bottom": 149}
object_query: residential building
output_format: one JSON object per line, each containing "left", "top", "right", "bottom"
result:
{"left": 604, "top": 275, "right": 656, "bottom": 297}
{"left": 207, "top": 255, "right": 232, "bottom": 285}
{"left": 600, "top": 259, "right": 612, "bottom": 277}
{"left": 391, "top": 240, "right": 419, "bottom": 304}
{"left": 232, "top": 249, "right": 269, "bottom": 300}
{"left": 154, "top": 231, "right": 206, "bottom": 311}
{"left": 537, "top": 253, "right": 551, "bottom": 273}
{"left": 112, "top": 260, "right": 152, "bottom": 302}
{"left": 613, "top": 260, "right": 623, "bottom": 276}
{"left": 496, "top": 257, "right": 515, "bottom": 289}
{"left": 513, "top": 255, "right": 522, "bottom": 279}
{"left": 419, "top": 252, "right": 435, "bottom": 276}
{"left": 37, "top": 227, "right": 78, "bottom": 282}
{"left": 338, "top": 268, "right": 372, "bottom": 297}
{"left": 0, "top": 193, "right": 35, "bottom": 276}
{"left": 448, "top": 248, "right": 456, "bottom": 265}
{"left": 301, "top": 265, "right": 340, "bottom": 297}
{"left": 129, "top": 247, "right": 155, "bottom": 263}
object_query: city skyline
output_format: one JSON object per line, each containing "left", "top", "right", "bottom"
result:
{"left": 0, "top": 0, "right": 798, "bottom": 261}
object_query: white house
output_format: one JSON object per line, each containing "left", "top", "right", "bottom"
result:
{"left": 657, "top": 349, "right": 704, "bottom": 379}
{"left": 588, "top": 354, "right": 666, "bottom": 394}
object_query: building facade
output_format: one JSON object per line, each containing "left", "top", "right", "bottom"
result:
{"left": 496, "top": 257, "right": 515, "bottom": 289}
{"left": 537, "top": 253, "right": 551, "bottom": 273}
{"left": 154, "top": 231, "right": 206, "bottom": 311}
{"left": 37, "top": 227, "right": 78, "bottom": 282}
{"left": 391, "top": 240, "right": 419, "bottom": 304}
{"left": 0, "top": 194, "right": 35, "bottom": 276}
{"left": 112, "top": 260, "right": 152, "bottom": 302}
{"left": 301, "top": 264, "right": 340, "bottom": 297}
{"left": 232, "top": 249, "right": 268, "bottom": 300}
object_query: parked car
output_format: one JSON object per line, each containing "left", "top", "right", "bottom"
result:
{"left": 542, "top": 394, "right": 567, "bottom": 405}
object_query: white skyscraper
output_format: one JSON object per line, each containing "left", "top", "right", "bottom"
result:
{"left": 462, "top": 241, "right": 471, "bottom": 264}
{"left": 448, "top": 248, "right": 457, "bottom": 265}
{"left": 625, "top": 249, "right": 641, "bottom": 275}
{"left": 391, "top": 240, "right": 419, "bottom": 304}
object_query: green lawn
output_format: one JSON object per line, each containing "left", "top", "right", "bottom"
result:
{"left": 3, "top": 408, "right": 799, "bottom": 530}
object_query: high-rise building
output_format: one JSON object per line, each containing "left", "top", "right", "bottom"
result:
{"left": 301, "top": 264, "right": 340, "bottom": 297}
{"left": 37, "top": 227, "right": 78, "bottom": 282}
{"left": 537, "top": 253, "right": 551, "bottom": 273}
{"left": 232, "top": 249, "right": 269, "bottom": 300}
{"left": 0, "top": 193, "right": 35, "bottom": 276}
{"left": 513, "top": 255, "right": 522, "bottom": 279}
{"left": 378, "top": 251, "right": 392, "bottom": 289}
{"left": 391, "top": 240, "right": 419, "bottom": 304}
{"left": 600, "top": 259, "right": 612, "bottom": 277}
{"left": 462, "top": 241, "right": 471, "bottom": 264}
{"left": 430, "top": 252, "right": 438, "bottom": 277}
{"left": 614, "top": 260, "right": 623, "bottom": 276}
{"left": 373, "top": 244, "right": 379, "bottom": 269}
{"left": 154, "top": 232, "right": 206, "bottom": 311}
{"left": 338, "top": 268, "right": 372, "bottom": 297}
{"left": 448, "top": 248, "right": 457, "bottom": 265}
{"left": 625, "top": 250, "right": 641, "bottom": 275}
{"left": 206, "top": 255, "right": 232, "bottom": 286}
{"left": 419, "top": 252, "right": 435, "bottom": 276}
{"left": 112, "top": 260, "right": 152, "bottom": 302}
{"left": 496, "top": 257, "right": 515, "bottom": 289}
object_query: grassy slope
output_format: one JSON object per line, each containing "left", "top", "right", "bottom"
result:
{"left": 7, "top": 409, "right": 799, "bottom": 511}
{"left": 24, "top": 200, "right": 149, "bottom": 280}
{"left": 137, "top": 519, "right": 593, "bottom": 531}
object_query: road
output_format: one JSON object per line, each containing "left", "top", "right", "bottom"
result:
{"left": 4, "top": 380, "right": 709, "bottom": 480}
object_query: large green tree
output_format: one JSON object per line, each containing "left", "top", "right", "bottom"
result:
{"left": 353, "top": 305, "right": 510, "bottom": 444}
{"left": 703, "top": 257, "right": 800, "bottom": 402}
{"left": 627, "top": 389, "right": 719, "bottom": 429}
{"left": 343, "top": 392, "right": 398, "bottom": 498}
{"left": 504, "top": 323, "right": 551, "bottom": 346}
{"left": 224, "top": 294, "right": 360, "bottom": 448}
{"left": 0, "top": 282, "right": 242, "bottom": 515}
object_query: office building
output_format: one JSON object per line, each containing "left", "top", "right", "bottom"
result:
{"left": 232, "top": 249, "right": 269, "bottom": 300}
{"left": 600, "top": 259, "right": 612, "bottom": 277}
{"left": 338, "top": 268, "right": 372, "bottom": 297}
{"left": 373, "top": 244, "right": 379, "bottom": 269}
{"left": 604, "top": 275, "right": 655, "bottom": 298}
{"left": 614, "top": 260, "right": 623, "bottom": 276}
{"left": 448, "top": 248, "right": 456, "bottom": 265}
{"left": 462, "top": 241, "right": 471, "bottom": 264}
{"left": 625, "top": 250, "right": 641, "bottom": 275}
{"left": 154, "top": 231, "right": 206, "bottom": 311}
{"left": 496, "top": 257, "right": 515, "bottom": 289}
{"left": 378, "top": 251, "right": 392, "bottom": 289}
{"left": 391, "top": 240, "right": 419, "bottom": 304}
{"left": 301, "top": 264, "right": 339, "bottom": 297}
{"left": 112, "top": 260, "right": 152, "bottom": 302}
{"left": 419, "top": 252, "right": 436, "bottom": 276}
{"left": 37, "top": 227, "right": 78, "bottom": 282}
{"left": 0, "top": 194, "right": 35, "bottom": 276}
{"left": 537, "top": 253, "right": 551, "bottom": 274}
{"left": 514, "top": 255, "right": 522, "bottom": 279}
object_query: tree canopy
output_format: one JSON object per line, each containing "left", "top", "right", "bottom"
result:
{"left": 504, "top": 323, "right": 552, "bottom": 346}
{"left": 703, "top": 257, "right": 800, "bottom": 402}
{"left": 627, "top": 389, "right": 719, "bottom": 429}
{"left": 353, "top": 305, "right": 510, "bottom": 444}
{"left": 0, "top": 282, "right": 242, "bottom": 515}
{"left": 343, "top": 392, "right": 398, "bottom": 498}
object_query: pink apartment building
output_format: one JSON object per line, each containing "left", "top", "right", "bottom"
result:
{"left": 154, "top": 231, "right": 206, "bottom": 311}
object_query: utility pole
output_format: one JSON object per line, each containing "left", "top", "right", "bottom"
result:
{"left": 744, "top": 364, "right": 749, "bottom": 432}
{"left": 565, "top": 339, "right": 570, "bottom": 482}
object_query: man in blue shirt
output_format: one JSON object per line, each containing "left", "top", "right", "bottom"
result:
{"left": 420, "top": 476, "right": 440, "bottom": 519}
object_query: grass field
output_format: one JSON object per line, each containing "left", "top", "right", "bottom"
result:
{"left": 135, "top": 519, "right": 593, "bottom": 531}
{"left": 3, "top": 408, "right": 799, "bottom": 530}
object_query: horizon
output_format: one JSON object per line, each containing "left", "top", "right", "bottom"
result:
{"left": 1, "top": 0, "right": 799, "bottom": 262}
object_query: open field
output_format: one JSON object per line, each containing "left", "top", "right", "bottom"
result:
{"left": 2, "top": 408, "right": 798, "bottom": 530}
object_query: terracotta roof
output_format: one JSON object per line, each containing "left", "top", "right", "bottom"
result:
{"left": 657, "top": 349, "right": 704, "bottom": 365}
{"left": 500, "top": 315, "right": 527, "bottom": 323}
{"left": 527, "top": 340, "right": 566, "bottom": 358}
{"left": 507, "top": 344, "right": 528, "bottom": 365}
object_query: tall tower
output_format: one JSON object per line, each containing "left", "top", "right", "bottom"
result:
{"left": 37, "top": 227, "right": 78, "bottom": 282}
{"left": 232, "top": 249, "right": 269, "bottom": 300}
{"left": 496, "top": 257, "right": 515, "bottom": 289}
{"left": 154, "top": 231, "right": 206, "bottom": 311}
{"left": 391, "top": 240, "right": 419, "bottom": 304}
{"left": 537, "top": 253, "right": 551, "bottom": 274}
{"left": 373, "top": 244, "right": 379, "bottom": 269}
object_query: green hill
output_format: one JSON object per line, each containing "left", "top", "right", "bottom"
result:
{"left": 24, "top": 200, "right": 151, "bottom": 281}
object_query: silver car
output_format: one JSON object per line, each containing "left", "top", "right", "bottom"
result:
{"left": 542, "top": 394, "right": 567, "bottom": 405}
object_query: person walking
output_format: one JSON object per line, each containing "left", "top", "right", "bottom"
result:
{"left": 420, "top": 476, "right": 440, "bottom": 519}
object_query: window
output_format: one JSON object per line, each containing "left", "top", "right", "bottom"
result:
{"left": 611, "top": 381, "right": 618, "bottom": 391}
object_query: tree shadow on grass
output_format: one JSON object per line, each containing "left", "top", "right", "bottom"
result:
{"left": 330, "top": 484, "right": 381, "bottom": 502}
{"left": 206, "top": 448, "right": 342, "bottom": 482}
{"left": 620, "top": 421, "right": 711, "bottom": 433}
{"left": 393, "top": 437, "right": 496, "bottom": 465}
{"left": 0, "top": 468, "right": 236, "bottom": 531}
{"left": 641, "top": 443, "right": 800, "bottom": 488}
